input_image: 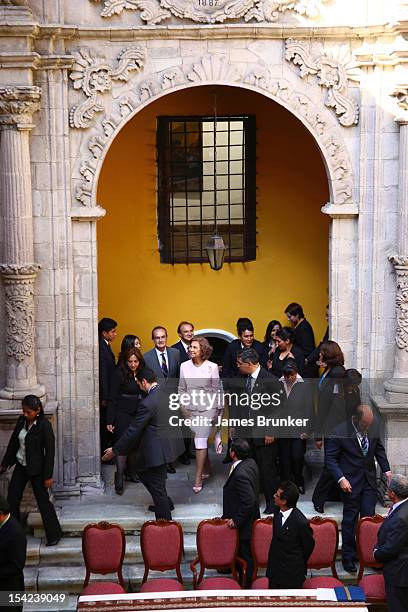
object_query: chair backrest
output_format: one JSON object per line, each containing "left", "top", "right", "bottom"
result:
{"left": 140, "top": 520, "right": 184, "bottom": 584}
{"left": 251, "top": 517, "right": 273, "bottom": 580}
{"left": 82, "top": 521, "right": 126, "bottom": 588}
{"left": 356, "top": 514, "right": 385, "bottom": 581}
{"left": 196, "top": 519, "right": 239, "bottom": 584}
{"left": 308, "top": 517, "right": 339, "bottom": 579}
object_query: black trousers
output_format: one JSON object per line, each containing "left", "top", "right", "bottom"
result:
{"left": 8, "top": 463, "right": 62, "bottom": 544}
{"left": 278, "top": 438, "right": 306, "bottom": 488}
{"left": 385, "top": 581, "right": 408, "bottom": 612}
{"left": 312, "top": 466, "right": 339, "bottom": 507}
{"left": 138, "top": 464, "right": 172, "bottom": 520}
{"left": 254, "top": 443, "right": 278, "bottom": 508}
{"left": 341, "top": 482, "right": 377, "bottom": 562}
{"left": 237, "top": 538, "right": 254, "bottom": 588}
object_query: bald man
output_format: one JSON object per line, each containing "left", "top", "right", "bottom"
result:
{"left": 325, "top": 405, "right": 391, "bottom": 573}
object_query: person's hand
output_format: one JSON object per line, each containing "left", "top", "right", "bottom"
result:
{"left": 315, "top": 440, "right": 323, "bottom": 450}
{"left": 300, "top": 433, "right": 308, "bottom": 440}
{"left": 227, "top": 518, "right": 236, "bottom": 528}
{"left": 106, "top": 424, "right": 114, "bottom": 433}
{"left": 102, "top": 447, "right": 115, "bottom": 462}
{"left": 267, "top": 360, "right": 273, "bottom": 370}
{"left": 0, "top": 465, "right": 6, "bottom": 474}
{"left": 340, "top": 478, "right": 352, "bottom": 494}
{"left": 44, "top": 478, "right": 53, "bottom": 488}
{"left": 385, "top": 471, "right": 392, "bottom": 484}
{"left": 265, "top": 436, "right": 275, "bottom": 445}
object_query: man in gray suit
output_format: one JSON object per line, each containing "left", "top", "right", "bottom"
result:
{"left": 144, "top": 326, "right": 182, "bottom": 474}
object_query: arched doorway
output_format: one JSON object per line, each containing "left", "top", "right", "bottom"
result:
{"left": 195, "top": 328, "right": 236, "bottom": 365}
{"left": 96, "top": 85, "right": 329, "bottom": 354}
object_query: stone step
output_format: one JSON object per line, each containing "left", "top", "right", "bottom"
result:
{"left": 28, "top": 500, "right": 387, "bottom": 537}
{"left": 24, "top": 560, "right": 367, "bottom": 596}
{"left": 26, "top": 533, "right": 199, "bottom": 566}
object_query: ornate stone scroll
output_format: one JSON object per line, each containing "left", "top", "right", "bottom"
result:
{"left": 90, "top": 0, "right": 329, "bottom": 24}
{"left": 69, "top": 47, "right": 146, "bottom": 128}
{"left": 285, "top": 39, "right": 359, "bottom": 127}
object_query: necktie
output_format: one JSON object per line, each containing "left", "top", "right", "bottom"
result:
{"left": 246, "top": 375, "right": 253, "bottom": 393}
{"left": 361, "top": 434, "right": 369, "bottom": 456}
{"left": 276, "top": 512, "right": 283, "bottom": 530}
{"left": 161, "top": 352, "right": 168, "bottom": 377}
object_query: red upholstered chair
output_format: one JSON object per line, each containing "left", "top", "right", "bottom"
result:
{"left": 81, "top": 521, "right": 126, "bottom": 596}
{"left": 250, "top": 517, "right": 273, "bottom": 589}
{"left": 140, "top": 520, "right": 184, "bottom": 592}
{"left": 356, "top": 514, "right": 386, "bottom": 603}
{"left": 191, "top": 519, "right": 246, "bottom": 590}
{"left": 302, "top": 517, "right": 343, "bottom": 589}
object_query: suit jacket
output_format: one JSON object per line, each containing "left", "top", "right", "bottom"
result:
{"left": 240, "top": 367, "right": 285, "bottom": 446}
{"left": 266, "top": 506, "right": 315, "bottom": 586}
{"left": 99, "top": 337, "right": 116, "bottom": 402}
{"left": 374, "top": 499, "right": 408, "bottom": 587}
{"left": 1, "top": 413, "right": 56, "bottom": 480}
{"left": 222, "top": 339, "right": 264, "bottom": 379}
{"left": 271, "top": 345, "right": 305, "bottom": 378}
{"left": 280, "top": 377, "right": 313, "bottom": 436}
{"left": 171, "top": 340, "right": 190, "bottom": 364}
{"left": 222, "top": 458, "right": 260, "bottom": 540}
{"left": 0, "top": 515, "right": 27, "bottom": 591}
{"left": 113, "top": 385, "right": 177, "bottom": 471}
{"left": 144, "top": 347, "right": 180, "bottom": 380}
{"left": 325, "top": 419, "right": 390, "bottom": 496}
{"left": 293, "top": 319, "right": 316, "bottom": 378}
{"left": 315, "top": 365, "right": 346, "bottom": 437}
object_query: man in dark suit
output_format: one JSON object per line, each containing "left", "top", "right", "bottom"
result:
{"left": 222, "top": 438, "right": 260, "bottom": 587}
{"left": 325, "top": 404, "right": 391, "bottom": 573}
{"left": 0, "top": 495, "right": 27, "bottom": 612}
{"left": 145, "top": 326, "right": 182, "bottom": 473}
{"left": 305, "top": 304, "right": 329, "bottom": 371}
{"left": 172, "top": 321, "right": 195, "bottom": 464}
{"left": 236, "top": 348, "right": 284, "bottom": 514}
{"left": 222, "top": 319, "right": 264, "bottom": 379}
{"left": 98, "top": 317, "right": 117, "bottom": 458}
{"left": 172, "top": 321, "right": 194, "bottom": 364}
{"left": 284, "top": 302, "right": 316, "bottom": 378}
{"left": 374, "top": 474, "right": 408, "bottom": 612}
{"left": 266, "top": 481, "right": 315, "bottom": 588}
{"left": 102, "top": 367, "right": 174, "bottom": 520}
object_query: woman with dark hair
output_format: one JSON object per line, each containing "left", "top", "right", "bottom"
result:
{"left": 261, "top": 320, "right": 282, "bottom": 369}
{"left": 284, "top": 302, "right": 317, "bottom": 378}
{"left": 271, "top": 327, "right": 305, "bottom": 378}
{"left": 118, "top": 334, "right": 141, "bottom": 363}
{"left": 107, "top": 347, "right": 145, "bottom": 494}
{"left": 312, "top": 340, "right": 346, "bottom": 513}
{"left": 178, "top": 337, "right": 223, "bottom": 493}
{"left": 0, "top": 395, "right": 62, "bottom": 546}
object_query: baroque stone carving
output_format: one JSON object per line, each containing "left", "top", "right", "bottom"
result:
{"left": 73, "top": 57, "right": 354, "bottom": 210}
{"left": 285, "top": 39, "right": 359, "bottom": 127}
{"left": 90, "top": 0, "right": 328, "bottom": 23}
{"left": 0, "top": 265, "right": 40, "bottom": 361}
{"left": 0, "top": 86, "right": 41, "bottom": 127}
{"left": 389, "top": 256, "right": 408, "bottom": 352}
{"left": 391, "top": 85, "right": 408, "bottom": 112}
{"left": 69, "top": 47, "right": 146, "bottom": 128}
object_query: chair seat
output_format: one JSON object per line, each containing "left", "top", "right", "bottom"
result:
{"left": 359, "top": 574, "right": 386, "bottom": 601}
{"left": 303, "top": 577, "right": 343, "bottom": 589}
{"left": 140, "top": 579, "right": 184, "bottom": 593}
{"left": 251, "top": 577, "right": 268, "bottom": 589}
{"left": 81, "top": 582, "right": 126, "bottom": 596}
{"left": 198, "top": 577, "right": 241, "bottom": 590}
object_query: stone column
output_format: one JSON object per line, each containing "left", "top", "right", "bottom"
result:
{"left": 384, "top": 86, "right": 408, "bottom": 403}
{"left": 0, "top": 86, "right": 45, "bottom": 401}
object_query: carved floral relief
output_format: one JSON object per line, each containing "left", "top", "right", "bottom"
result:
{"left": 90, "top": 0, "right": 329, "bottom": 24}
{"left": 389, "top": 256, "right": 408, "bottom": 353}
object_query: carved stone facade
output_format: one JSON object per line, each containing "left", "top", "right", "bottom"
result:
{"left": 0, "top": 0, "right": 407, "bottom": 492}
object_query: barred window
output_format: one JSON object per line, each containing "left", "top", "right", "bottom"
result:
{"left": 157, "top": 115, "right": 256, "bottom": 264}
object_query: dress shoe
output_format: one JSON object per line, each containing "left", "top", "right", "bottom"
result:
{"left": 298, "top": 485, "right": 305, "bottom": 495}
{"left": 263, "top": 506, "right": 274, "bottom": 515}
{"left": 342, "top": 560, "right": 357, "bottom": 573}
{"left": 148, "top": 501, "right": 175, "bottom": 512}
{"left": 179, "top": 455, "right": 191, "bottom": 465}
{"left": 46, "top": 538, "right": 60, "bottom": 547}
{"left": 222, "top": 455, "right": 232, "bottom": 464}
{"left": 124, "top": 470, "right": 140, "bottom": 483}
{"left": 313, "top": 503, "right": 324, "bottom": 513}
{"left": 166, "top": 463, "right": 176, "bottom": 474}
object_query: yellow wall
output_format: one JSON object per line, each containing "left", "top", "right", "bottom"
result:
{"left": 97, "top": 85, "right": 329, "bottom": 353}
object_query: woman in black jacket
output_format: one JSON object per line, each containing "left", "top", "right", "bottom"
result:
{"left": 0, "top": 395, "right": 62, "bottom": 546}
{"left": 107, "top": 347, "right": 144, "bottom": 494}
{"left": 271, "top": 327, "right": 305, "bottom": 378}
